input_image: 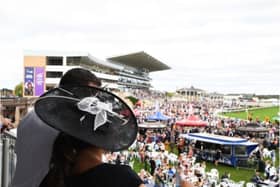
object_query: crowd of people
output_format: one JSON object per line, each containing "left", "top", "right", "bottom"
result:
{"left": 72, "top": 88, "right": 279, "bottom": 187}
{"left": 1, "top": 74, "right": 279, "bottom": 187}
{"left": 117, "top": 89, "right": 279, "bottom": 186}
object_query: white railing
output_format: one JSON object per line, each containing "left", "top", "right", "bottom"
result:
{"left": 0, "top": 131, "right": 17, "bottom": 187}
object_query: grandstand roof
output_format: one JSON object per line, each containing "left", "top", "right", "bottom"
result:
{"left": 107, "top": 51, "right": 170, "bottom": 72}
{"left": 87, "top": 54, "right": 123, "bottom": 70}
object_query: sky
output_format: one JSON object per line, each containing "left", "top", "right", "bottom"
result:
{"left": 0, "top": 0, "right": 279, "bottom": 95}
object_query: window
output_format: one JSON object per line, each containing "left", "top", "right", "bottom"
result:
{"left": 221, "top": 145, "right": 231, "bottom": 155}
{"left": 66, "top": 57, "right": 81, "bottom": 66}
{"left": 46, "top": 85, "right": 55, "bottom": 91}
{"left": 46, "top": 71, "right": 63, "bottom": 78}
{"left": 235, "top": 146, "right": 247, "bottom": 156}
{"left": 195, "top": 141, "right": 202, "bottom": 149}
{"left": 47, "top": 57, "right": 63, "bottom": 65}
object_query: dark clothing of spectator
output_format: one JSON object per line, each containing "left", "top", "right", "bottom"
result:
{"left": 149, "top": 159, "right": 156, "bottom": 175}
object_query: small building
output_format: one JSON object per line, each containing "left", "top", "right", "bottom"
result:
{"left": 180, "top": 133, "right": 258, "bottom": 167}
{"left": 176, "top": 86, "right": 206, "bottom": 101}
{"left": 0, "top": 88, "right": 14, "bottom": 98}
{"left": 223, "top": 94, "right": 242, "bottom": 107}
{"left": 206, "top": 92, "right": 224, "bottom": 102}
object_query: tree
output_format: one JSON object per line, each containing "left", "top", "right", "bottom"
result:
{"left": 125, "top": 96, "right": 138, "bottom": 105}
{"left": 165, "top": 92, "right": 175, "bottom": 98}
{"left": 14, "top": 82, "right": 23, "bottom": 97}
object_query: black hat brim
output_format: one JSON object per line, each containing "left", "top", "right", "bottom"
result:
{"left": 34, "top": 86, "right": 138, "bottom": 152}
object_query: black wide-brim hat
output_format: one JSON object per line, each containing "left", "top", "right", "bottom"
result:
{"left": 34, "top": 86, "right": 138, "bottom": 152}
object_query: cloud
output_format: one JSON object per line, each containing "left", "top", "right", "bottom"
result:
{"left": 0, "top": 0, "right": 279, "bottom": 94}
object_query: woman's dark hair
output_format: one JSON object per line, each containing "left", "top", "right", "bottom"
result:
{"left": 39, "top": 133, "right": 91, "bottom": 187}
{"left": 59, "top": 68, "right": 101, "bottom": 87}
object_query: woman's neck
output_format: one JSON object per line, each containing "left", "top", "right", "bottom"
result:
{"left": 72, "top": 147, "right": 104, "bottom": 176}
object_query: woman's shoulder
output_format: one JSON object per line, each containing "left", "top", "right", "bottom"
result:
{"left": 89, "top": 162, "right": 130, "bottom": 170}
{"left": 96, "top": 163, "right": 142, "bottom": 181}
{"left": 68, "top": 163, "right": 143, "bottom": 187}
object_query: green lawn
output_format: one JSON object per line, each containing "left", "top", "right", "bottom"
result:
{"left": 205, "top": 162, "right": 255, "bottom": 182}
{"left": 133, "top": 159, "right": 255, "bottom": 182}
{"left": 133, "top": 159, "right": 146, "bottom": 173}
{"left": 222, "top": 106, "right": 279, "bottom": 121}
{"left": 133, "top": 148, "right": 279, "bottom": 183}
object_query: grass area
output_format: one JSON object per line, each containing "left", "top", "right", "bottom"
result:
{"left": 133, "top": 149, "right": 279, "bottom": 183}
{"left": 275, "top": 148, "right": 279, "bottom": 166}
{"left": 205, "top": 162, "right": 255, "bottom": 182}
{"left": 133, "top": 159, "right": 255, "bottom": 182}
{"left": 133, "top": 159, "right": 146, "bottom": 173}
{"left": 222, "top": 106, "right": 279, "bottom": 121}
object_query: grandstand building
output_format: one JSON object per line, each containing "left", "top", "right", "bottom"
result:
{"left": 23, "top": 50, "right": 170, "bottom": 97}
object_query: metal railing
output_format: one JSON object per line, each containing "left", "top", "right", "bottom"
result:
{"left": 0, "top": 131, "right": 17, "bottom": 187}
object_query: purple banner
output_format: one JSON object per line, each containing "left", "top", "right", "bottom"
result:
{"left": 24, "top": 67, "right": 34, "bottom": 96}
{"left": 35, "top": 67, "right": 45, "bottom": 96}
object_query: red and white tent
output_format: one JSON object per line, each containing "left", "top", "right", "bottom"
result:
{"left": 175, "top": 114, "right": 207, "bottom": 127}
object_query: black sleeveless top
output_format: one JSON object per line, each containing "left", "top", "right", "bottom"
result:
{"left": 66, "top": 163, "right": 143, "bottom": 187}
